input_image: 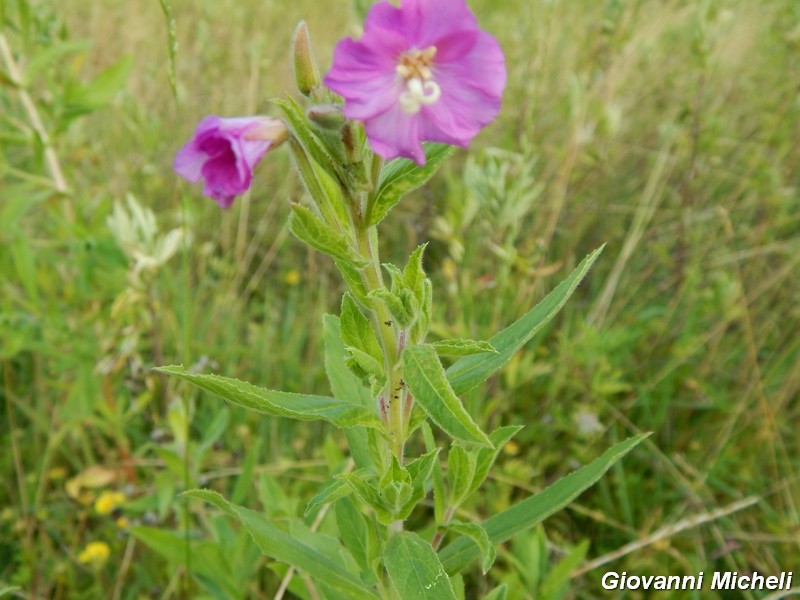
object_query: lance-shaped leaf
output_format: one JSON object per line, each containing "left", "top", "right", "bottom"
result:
{"left": 446, "top": 246, "right": 604, "bottom": 396}
{"left": 323, "top": 315, "right": 372, "bottom": 407}
{"left": 422, "top": 423, "right": 446, "bottom": 523}
{"left": 403, "top": 243, "right": 428, "bottom": 303}
{"left": 289, "top": 204, "right": 367, "bottom": 268}
{"left": 367, "top": 143, "right": 453, "bottom": 226}
{"left": 485, "top": 585, "right": 508, "bottom": 600}
{"left": 336, "top": 259, "right": 370, "bottom": 305}
{"left": 337, "top": 472, "right": 393, "bottom": 524}
{"left": 446, "top": 444, "right": 476, "bottom": 506}
{"left": 341, "top": 293, "right": 384, "bottom": 379}
{"left": 183, "top": 489, "right": 378, "bottom": 599}
{"left": 444, "top": 521, "right": 495, "bottom": 574}
{"left": 403, "top": 345, "right": 491, "bottom": 447}
{"left": 335, "top": 496, "right": 374, "bottom": 574}
{"left": 305, "top": 477, "right": 351, "bottom": 517}
{"left": 384, "top": 532, "right": 457, "bottom": 600}
{"left": 322, "top": 315, "right": 373, "bottom": 470}
{"left": 468, "top": 426, "right": 523, "bottom": 498}
{"left": 438, "top": 433, "right": 649, "bottom": 574}
{"left": 275, "top": 97, "right": 347, "bottom": 192}
{"left": 432, "top": 339, "right": 497, "bottom": 357}
{"left": 368, "top": 287, "right": 413, "bottom": 328}
{"left": 155, "top": 365, "right": 382, "bottom": 430}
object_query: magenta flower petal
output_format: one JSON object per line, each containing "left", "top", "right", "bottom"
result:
{"left": 174, "top": 115, "right": 286, "bottom": 208}
{"left": 324, "top": 0, "right": 505, "bottom": 165}
{"left": 365, "top": 104, "right": 425, "bottom": 164}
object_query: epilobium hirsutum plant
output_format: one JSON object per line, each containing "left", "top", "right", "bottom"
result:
{"left": 163, "top": 0, "right": 647, "bottom": 596}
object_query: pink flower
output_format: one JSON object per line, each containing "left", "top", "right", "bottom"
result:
{"left": 324, "top": 0, "right": 506, "bottom": 165}
{"left": 174, "top": 116, "right": 287, "bottom": 208}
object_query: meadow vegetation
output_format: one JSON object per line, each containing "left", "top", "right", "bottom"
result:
{"left": 1, "top": 0, "right": 798, "bottom": 597}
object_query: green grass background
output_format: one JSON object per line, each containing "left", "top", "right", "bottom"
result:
{"left": 1, "top": 0, "right": 798, "bottom": 597}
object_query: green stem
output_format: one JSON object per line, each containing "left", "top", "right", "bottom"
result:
{"left": 355, "top": 222, "right": 406, "bottom": 460}
{"left": 431, "top": 506, "right": 456, "bottom": 551}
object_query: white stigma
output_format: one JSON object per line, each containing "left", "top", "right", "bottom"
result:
{"left": 399, "top": 77, "right": 441, "bottom": 115}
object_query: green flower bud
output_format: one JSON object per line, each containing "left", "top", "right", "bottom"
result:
{"left": 307, "top": 104, "right": 346, "bottom": 130}
{"left": 292, "top": 21, "right": 320, "bottom": 96}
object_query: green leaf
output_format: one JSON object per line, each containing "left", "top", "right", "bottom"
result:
{"left": 289, "top": 204, "right": 367, "bottom": 268}
{"left": 382, "top": 262, "right": 405, "bottom": 293}
{"left": 335, "top": 496, "right": 371, "bottom": 573}
{"left": 0, "top": 587, "right": 21, "bottom": 597}
{"left": 347, "top": 347, "right": 384, "bottom": 382}
{"left": 445, "top": 522, "right": 495, "bottom": 574}
{"left": 63, "top": 54, "right": 133, "bottom": 120}
{"left": 368, "top": 143, "right": 453, "bottom": 226}
{"left": 368, "top": 288, "right": 413, "bottom": 328}
{"left": 384, "top": 532, "right": 457, "bottom": 600}
{"left": 468, "top": 426, "right": 523, "bottom": 498}
{"left": 422, "top": 423, "right": 446, "bottom": 523}
{"left": 322, "top": 315, "right": 371, "bottom": 408}
{"left": 402, "top": 448, "right": 440, "bottom": 516}
{"left": 446, "top": 444, "right": 476, "bottom": 506}
{"left": 446, "top": 246, "right": 604, "bottom": 395}
{"left": 539, "top": 540, "right": 589, "bottom": 599}
{"left": 287, "top": 136, "right": 345, "bottom": 224}
{"left": 323, "top": 315, "right": 374, "bottom": 470}
{"left": 183, "top": 490, "right": 378, "bottom": 599}
{"left": 305, "top": 477, "right": 351, "bottom": 517}
{"left": 438, "top": 433, "right": 649, "bottom": 574}
{"left": 277, "top": 98, "right": 353, "bottom": 229}
{"left": 130, "top": 526, "right": 241, "bottom": 597}
{"left": 379, "top": 456, "right": 414, "bottom": 520}
{"left": 155, "top": 365, "right": 382, "bottom": 430}
{"left": 231, "top": 436, "right": 261, "bottom": 505}
{"left": 407, "top": 448, "right": 440, "bottom": 494}
{"left": 380, "top": 453, "right": 411, "bottom": 489}
{"left": 432, "top": 339, "right": 498, "bottom": 357}
{"left": 24, "top": 39, "right": 92, "bottom": 83}
{"left": 484, "top": 584, "right": 508, "bottom": 600}
{"left": 402, "top": 243, "right": 428, "bottom": 300}
{"left": 338, "top": 472, "right": 393, "bottom": 524}
{"left": 275, "top": 97, "right": 336, "bottom": 172}
{"left": 336, "top": 259, "right": 370, "bottom": 305}
{"left": 197, "top": 408, "right": 230, "bottom": 454}
{"left": 403, "top": 345, "right": 491, "bottom": 447}
{"left": 412, "top": 278, "right": 433, "bottom": 342}
{"left": 129, "top": 525, "right": 189, "bottom": 558}
{"left": 341, "top": 293, "right": 384, "bottom": 374}
{"left": 382, "top": 481, "right": 414, "bottom": 520}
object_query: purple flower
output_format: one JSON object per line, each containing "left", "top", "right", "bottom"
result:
{"left": 324, "top": 0, "right": 506, "bottom": 165}
{"left": 174, "top": 116, "right": 287, "bottom": 208}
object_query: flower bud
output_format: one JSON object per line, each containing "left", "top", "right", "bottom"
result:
{"left": 243, "top": 117, "right": 289, "bottom": 146}
{"left": 306, "top": 104, "right": 345, "bottom": 130}
{"left": 292, "top": 21, "right": 320, "bottom": 96}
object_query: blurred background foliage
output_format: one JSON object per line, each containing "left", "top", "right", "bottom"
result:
{"left": 1, "top": 0, "right": 798, "bottom": 597}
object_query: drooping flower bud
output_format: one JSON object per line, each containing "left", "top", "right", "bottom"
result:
{"left": 306, "top": 104, "right": 345, "bottom": 130}
{"left": 292, "top": 21, "right": 321, "bottom": 97}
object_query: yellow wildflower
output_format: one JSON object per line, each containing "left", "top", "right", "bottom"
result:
{"left": 503, "top": 440, "right": 520, "bottom": 456}
{"left": 94, "top": 490, "right": 126, "bottom": 515}
{"left": 48, "top": 466, "right": 68, "bottom": 481}
{"left": 284, "top": 269, "right": 301, "bottom": 286}
{"left": 78, "top": 541, "right": 110, "bottom": 565}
